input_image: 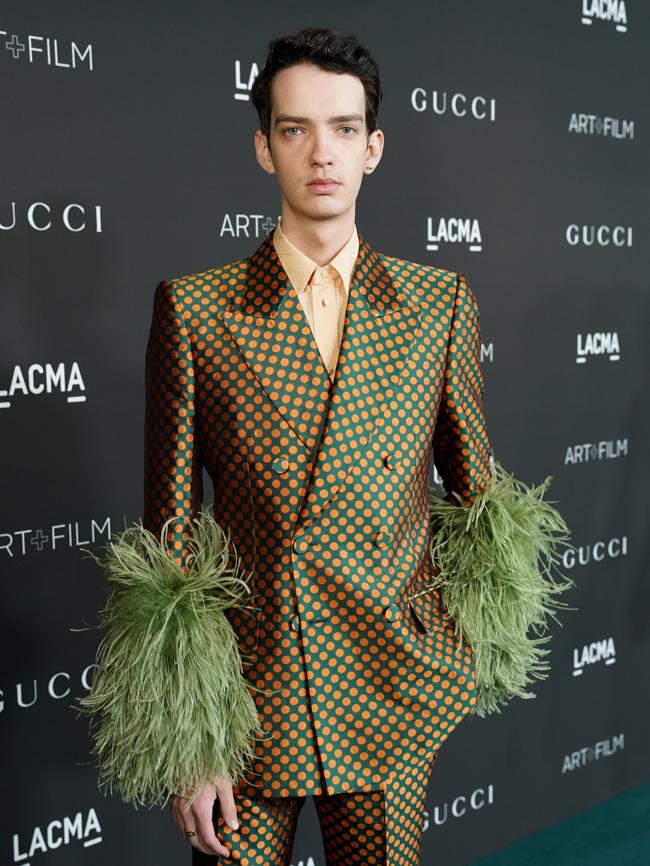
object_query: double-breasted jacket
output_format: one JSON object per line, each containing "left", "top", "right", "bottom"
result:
{"left": 143, "top": 227, "right": 493, "bottom": 798}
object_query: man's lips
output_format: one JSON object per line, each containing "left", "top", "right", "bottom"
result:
{"left": 307, "top": 179, "right": 340, "bottom": 191}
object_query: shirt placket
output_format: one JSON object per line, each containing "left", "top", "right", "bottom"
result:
{"left": 309, "top": 266, "right": 339, "bottom": 380}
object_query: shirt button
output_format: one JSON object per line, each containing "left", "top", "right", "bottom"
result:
{"left": 321, "top": 296, "right": 329, "bottom": 306}
{"left": 328, "top": 366, "right": 335, "bottom": 376}
{"left": 319, "top": 268, "right": 328, "bottom": 279}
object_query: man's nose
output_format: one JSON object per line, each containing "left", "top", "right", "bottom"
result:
{"left": 310, "top": 130, "right": 334, "bottom": 164}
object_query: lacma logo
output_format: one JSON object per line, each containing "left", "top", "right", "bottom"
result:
{"left": 576, "top": 331, "right": 620, "bottom": 363}
{"left": 581, "top": 0, "right": 628, "bottom": 32}
{"left": 234, "top": 60, "right": 260, "bottom": 101}
{"left": 220, "top": 214, "right": 278, "bottom": 238}
{"left": 12, "top": 809, "right": 102, "bottom": 862}
{"left": 0, "top": 28, "right": 93, "bottom": 68}
{"left": 573, "top": 637, "right": 616, "bottom": 676}
{"left": 0, "top": 362, "right": 86, "bottom": 409}
{"left": 426, "top": 217, "right": 482, "bottom": 252}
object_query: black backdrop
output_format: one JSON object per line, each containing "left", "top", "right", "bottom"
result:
{"left": 2, "top": 1, "right": 649, "bottom": 864}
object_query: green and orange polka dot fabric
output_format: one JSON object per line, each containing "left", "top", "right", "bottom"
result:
{"left": 143, "top": 229, "right": 493, "bottom": 800}
{"left": 191, "top": 752, "right": 437, "bottom": 866}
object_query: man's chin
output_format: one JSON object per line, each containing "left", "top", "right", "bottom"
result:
{"left": 296, "top": 200, "right": 352, "bottom": 221}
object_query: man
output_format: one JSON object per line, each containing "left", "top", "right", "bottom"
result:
{"left": 80, "top": 25, "right": 573, "bottom": 866}
{"left": 166, "top": 28, "right": 486, "bottom": 863}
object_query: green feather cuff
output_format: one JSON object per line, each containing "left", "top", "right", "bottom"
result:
{"left": 427, "top": 460, "right": 577, "bottom": 718}
{"left": 73, "top": 507, "right": 265, "bottom": 808}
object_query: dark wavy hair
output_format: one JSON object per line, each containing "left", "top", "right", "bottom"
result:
{"left": 251, "top": 26, "right": 383, "bottom": 148}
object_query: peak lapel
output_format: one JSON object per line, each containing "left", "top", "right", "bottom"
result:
{"left": 220, "top": 232, "right": 331, "bottom": 456}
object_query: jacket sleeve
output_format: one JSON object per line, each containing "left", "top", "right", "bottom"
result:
{"left": 432, "top": 271, "right": 493, "bottom": 506}
{"left": 428, "top": 272, "right": 575, "bottom": 718}
{"left": 74, "top": 277, "right": 263, "bottom": 808}
{"left": 143, "top": 278, "right": 204, "bottom": 571}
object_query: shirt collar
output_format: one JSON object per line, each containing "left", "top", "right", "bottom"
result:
{"left": 272, "top": 215, "right": 359, "bottom": 296}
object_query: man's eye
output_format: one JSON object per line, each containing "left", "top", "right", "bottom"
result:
{"left": 282, "top": 126, "right": 357, "bottom": 136}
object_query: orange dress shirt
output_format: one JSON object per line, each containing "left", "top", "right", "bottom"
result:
{"left": 272, "top": 215, "right": 359, "bottom": 382}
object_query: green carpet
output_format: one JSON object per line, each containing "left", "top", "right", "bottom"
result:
{"left": 468, "top": 779, "right": 650, "bottom": 866}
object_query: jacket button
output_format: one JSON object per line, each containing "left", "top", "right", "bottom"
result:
{"left": 373, "top": 531, "right": 391, "bottom": 548}
{"left": 293, "top": 537, "right": 309, "bottom": 554}
{"left": 290, "top": 613, "right": 301, "bottom": 632}
{"left": 383, "top": 454, "right": 398, "bottom": 470}
{"left": 272, "top": 456, "right": 290, "bottom": 474}
{"left": 383, "top": 605, "right": 396, "bottom": 621}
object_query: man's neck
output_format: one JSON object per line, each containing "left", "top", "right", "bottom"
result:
{"left": 278, "top": 210, "right": 356, "bottom": 267}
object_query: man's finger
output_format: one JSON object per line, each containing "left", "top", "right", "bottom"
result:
{"left": 190, "top": 836, "right": 227, "bottom": 858}
{"left": 195, "top": 808, "right": 230, "bottom": 857}
{"left": 180, "top": 817, "right": 230, "bottom": 858}
{"left": 217, "top": 786, "right": 239, "bottom": 830}
{"left": 170, "top": 798, "right": 230, "bottom": 858}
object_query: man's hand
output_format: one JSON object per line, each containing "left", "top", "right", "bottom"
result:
{"left": 169, "top": 776, "right": 239, "bottom": 858}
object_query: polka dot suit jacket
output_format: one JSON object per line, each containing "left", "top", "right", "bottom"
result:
{"left": 143, "top": 227, "right": 493, "bottom": 798}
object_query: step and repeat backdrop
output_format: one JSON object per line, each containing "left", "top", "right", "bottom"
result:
{"left": 2, "top": 1, "right": 649, "bottom": 864}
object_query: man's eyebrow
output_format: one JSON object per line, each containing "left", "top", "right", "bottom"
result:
{"left": 274, "top": 113, "right": 364, "bottom": 126}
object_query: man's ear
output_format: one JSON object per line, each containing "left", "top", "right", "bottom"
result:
{"left": 365, "top": 128, "right": 384, "bottom": 172}
{"left": 254, "top": 129, "right": 275, "bottom": 175}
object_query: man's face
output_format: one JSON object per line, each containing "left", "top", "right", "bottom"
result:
{"left": 255, "top": 62, "right": 383, "bottom": 223}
